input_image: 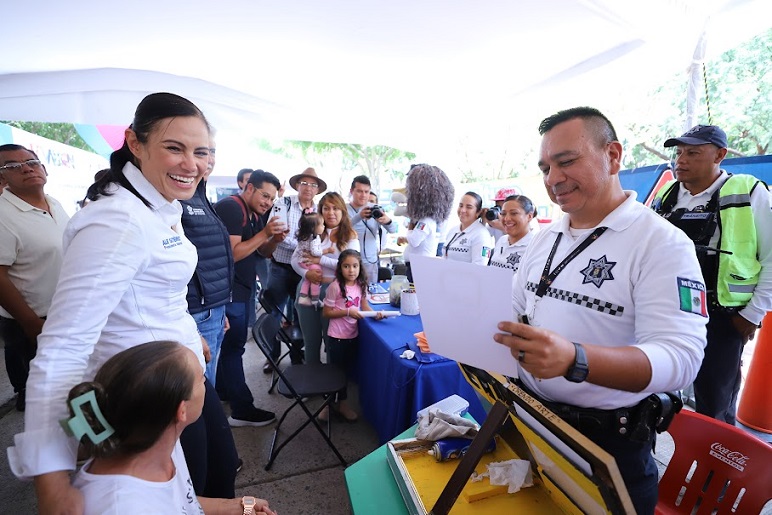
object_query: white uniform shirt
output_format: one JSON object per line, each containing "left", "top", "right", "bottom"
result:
{"left": 513, "top": 192, "right": 707, "bottom": 410}
{"left": 73, "top": 442, "right": 203, "bottom": 515}
{"left": 489, "top": 231, "right": 535, "bottom": 273}
{"left": 403, "top": 217, "right": 437, "bottom": 263}
{"left": 0, "top": 190, "right": 70, "bottom": 317}
{"left": 291, "top": 229, "right": 360, "bottom": 282}
{"left": 8, "top": 163, "right": 203, "bottom": 479}
{"left": 443, "top": 220, "right": 494, "bottom": 265}
{"left": 669, "top": 170, "right": 772, "bottom": 325}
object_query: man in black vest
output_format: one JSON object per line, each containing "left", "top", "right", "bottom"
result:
{"left": 215, "top": 170, "right": 286, "bottom": 427}
{"left": 652, "top": 125, "right": 772, "bottom": 424}
{"left": 180, "top": 142, "right": 233, "bottom": 387}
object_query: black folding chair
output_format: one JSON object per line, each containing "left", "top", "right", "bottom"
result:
{"left": 257, "top": 288, "right": 304, "bottom": 393}
{"left": 252, "top": 313, "right": 348, "bottom": 470}
{"left": 377, "top": 266, "right": 393, "bottom": 282}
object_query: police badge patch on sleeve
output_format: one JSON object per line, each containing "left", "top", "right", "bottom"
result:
{"left": 677, "top": 277, "right": 708, "bottom": 317}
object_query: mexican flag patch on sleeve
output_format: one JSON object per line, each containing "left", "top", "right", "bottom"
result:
{"left": 677, "top": 277, "right": 708, "bottom": 317}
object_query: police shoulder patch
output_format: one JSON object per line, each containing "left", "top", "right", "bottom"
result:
{"left": 677, "top": 277, "right": 708, "bottom": 317}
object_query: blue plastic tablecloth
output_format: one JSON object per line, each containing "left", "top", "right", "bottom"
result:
{"left": 356, "top": 303, "right": 486, "bottom": 443}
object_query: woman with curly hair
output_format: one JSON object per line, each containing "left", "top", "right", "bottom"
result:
{"left": 292, "top": 191, "right": 359, "bottom": 364}
{"left": 397, "top": 164, "right": 455, "bottom": 281}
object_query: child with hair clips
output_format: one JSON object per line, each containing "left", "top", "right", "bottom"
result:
{"left": 322, "top": 250, "right": 383, "bottom": 422}
{"left": 64, "top": 340, "right": 275, "bottom": 515}
{"left": 296, "top": 212, "right": 333, "bottom": 308}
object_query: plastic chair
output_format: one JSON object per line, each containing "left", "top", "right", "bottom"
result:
{"left": 252, "top": 313, "right": 348, "bottom": 470}
{"left": 257, "top": 288, "right": 304, "bottom": 393}
{"left": 656, "top": 410, "right": 772, "bottom": 514}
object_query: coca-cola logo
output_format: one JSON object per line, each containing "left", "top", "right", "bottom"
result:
{"left": 709, "top": 442, "right": 749, "bottom": 472}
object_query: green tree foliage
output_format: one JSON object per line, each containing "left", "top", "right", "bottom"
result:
{"left": 256, "top": 139, "right": 415, "bottom": 195}
{"left": 0, "top": 121, "right": 92, "bottom": 152}
{"left": 624, "top": 28, "right": 772, "bottom": 168}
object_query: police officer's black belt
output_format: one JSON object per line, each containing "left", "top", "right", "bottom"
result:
{"left": 517, "top": 380, "right": 681, "bottom": 443}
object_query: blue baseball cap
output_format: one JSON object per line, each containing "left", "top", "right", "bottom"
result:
{"left": 664, "top": 125, "right": 728, "bottom": 148}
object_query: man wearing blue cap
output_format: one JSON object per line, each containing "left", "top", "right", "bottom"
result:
{"left": 652, "top": 124, "right": 772, "bottom": 425}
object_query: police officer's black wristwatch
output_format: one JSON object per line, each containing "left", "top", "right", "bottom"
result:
{"left": 565, "top": 342, "right": 589, "bottom": 383}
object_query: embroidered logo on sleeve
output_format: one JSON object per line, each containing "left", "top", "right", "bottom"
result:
{"left": 481, "top": 246, "right": 491, "bottom": 257}
{"left": 677, "top": 277, "right": 708, "bottom": 317}
{"left": 162, "top": 236, "right": 183, "bottom": 249}
{"left": 417, "top": 222, "right": 426, "bottom": 231}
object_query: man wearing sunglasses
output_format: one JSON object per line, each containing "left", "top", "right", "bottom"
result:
{"left": 0, "top": 144, "right": 70, "bottom": 412}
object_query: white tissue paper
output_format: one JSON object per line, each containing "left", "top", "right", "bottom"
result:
{"left": 471, "top": 459, "right": 534, "bottom": 494}
{"left": 399, "top": 349, "right": 415, "bottom": 360}
{"left": 415, "top": 408, "right": 479, "bottom": 440}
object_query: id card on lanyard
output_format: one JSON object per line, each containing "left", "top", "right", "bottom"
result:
{"left": 528, "top": 227, "right": 608, "bottom": 322}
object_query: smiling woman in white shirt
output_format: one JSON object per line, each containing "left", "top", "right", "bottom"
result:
{"left": 488, "top": 194, "right": 537, "bottom": 273}
{"left": 8, "top": 93, "right": 246, "bottom": 513}
{"left": 443, "top": 191, "right": 494, "bottom": 265}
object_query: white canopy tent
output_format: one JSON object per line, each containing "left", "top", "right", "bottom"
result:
{"left": 1, "top": 0, "right": 770, "bottom": 161}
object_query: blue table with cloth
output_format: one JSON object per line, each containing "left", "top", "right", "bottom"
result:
{"left": 356, "top": 301, "right": 486, "bottom": 443}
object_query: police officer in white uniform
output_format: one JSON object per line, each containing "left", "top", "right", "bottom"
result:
{"left": 443, "top": 192, "right": 493, "bottom": 265}
{"left": 488, "top": 194, "right": 536, "bottom": 273}
{"left": 494, "top": 107, "right": 707, "bottom": 514}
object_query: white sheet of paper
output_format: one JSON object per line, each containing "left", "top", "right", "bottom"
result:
{"left": 410, "top": 255, "right": 519, "bottom": 377}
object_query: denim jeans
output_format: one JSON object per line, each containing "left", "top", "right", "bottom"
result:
{"left": 191, "top": 306, "right": 226, "bottom": 387}
{"left": 219, "top": 301, "right": 257, "bottom": 417}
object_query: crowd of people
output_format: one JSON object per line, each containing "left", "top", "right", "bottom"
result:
{"left": 0, "top": 91, "right": 769, "bottom": 515}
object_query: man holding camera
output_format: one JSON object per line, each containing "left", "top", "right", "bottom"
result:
{"left": 495, "top": 107, "right": 707, "bottom": 514}
{"left": 347, "top": 175, "right": 397, "bottom": 284}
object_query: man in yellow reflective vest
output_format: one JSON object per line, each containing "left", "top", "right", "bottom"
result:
{"left": 652, "top": 125, "right": 772, "bottom": 425}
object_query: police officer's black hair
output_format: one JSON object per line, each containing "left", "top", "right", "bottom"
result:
{"left": 538, "top": 106, "right": 618, "bottom": 149}
{"left": 86, "top": 92, "right": 210, "bottom": 208}
{"left": 504, "top": 194, "right": 536, "bottom": 217}
{"left": 246, "top": 169, "right": 280, "bottom": 191}
{"left": 462, "top": 191, "right": 484, "bottom": 217}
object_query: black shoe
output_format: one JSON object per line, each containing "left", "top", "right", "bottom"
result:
{"left": 262, "top": 362, "right": 273, "bottom": 374}
{"left": 228, "top": 408, "right": 276, "bottom": 427}
{"left": 15, "top": 390, "right": 25, "bottom": 412}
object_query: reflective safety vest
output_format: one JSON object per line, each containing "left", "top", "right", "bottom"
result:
{"left": 652, "top": 174, "right": 765, "bottom": 308}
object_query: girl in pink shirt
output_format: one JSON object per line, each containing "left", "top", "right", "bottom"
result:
{"left": 322, "top": 249, "right": 383, "bottom": 422}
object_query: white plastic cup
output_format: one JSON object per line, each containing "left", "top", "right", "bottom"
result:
{"left": 400, "top": 288, "right": 419, "bottom": 316}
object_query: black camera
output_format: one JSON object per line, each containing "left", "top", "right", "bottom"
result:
{"left": 370, "top": 204, "right": 384, "bottom": 219}
{"left": 485, "top": 206, "right": 501, "bottom": 221}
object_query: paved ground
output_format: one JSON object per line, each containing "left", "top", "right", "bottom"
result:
{"left": 0, "top": 331, "right": 769, "bottom": 513}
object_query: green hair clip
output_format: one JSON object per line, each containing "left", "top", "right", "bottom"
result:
{"left": 59, "top": 390, "right": 115, "bottom": 444}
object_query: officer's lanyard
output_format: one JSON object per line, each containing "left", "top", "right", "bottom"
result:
{"left": 534, "top": 227, "right": 608, "bottom": 299}
{"left": 444, "top": 230, "right": 465, "bottom": 257}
